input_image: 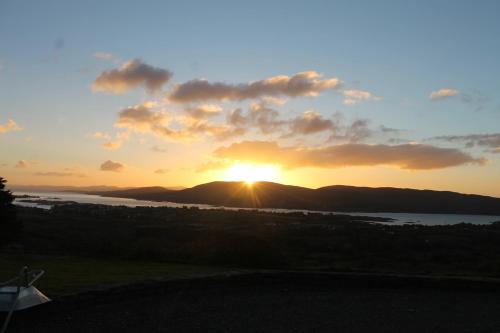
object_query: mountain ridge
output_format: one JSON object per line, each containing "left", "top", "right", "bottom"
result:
{"left": 83, "top": 181, "right": 500, "bottom": 215}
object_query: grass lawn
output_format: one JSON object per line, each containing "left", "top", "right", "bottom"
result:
{"left": 0, "top": 254, "right": 225, "bottom": 296}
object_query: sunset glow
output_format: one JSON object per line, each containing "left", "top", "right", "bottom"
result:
{"left": 223, "top": 164, "right": 280, "bottom": 185}
{"left": 0, "top": 2, "right": 499, "bottom": 197}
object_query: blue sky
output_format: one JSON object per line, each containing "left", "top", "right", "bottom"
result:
{"left": 1, "top": 0, "right": 499, "bottom": 195}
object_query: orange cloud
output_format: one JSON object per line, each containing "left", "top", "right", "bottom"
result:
{"left": 35, "top": 171, "right": 86, "bottom": 178}
{"left": 184, "top": 104, "right": 222, "bottom": 119}
{"left": 213, "top": 140, "right": 484, "bottom": 170}
{"left": 15, "top": 160, "right": 28, "bottom": 169}
{"left": 168, "top": 71, "right": 340, "bottom": 103}
{"left": 151, "top": 145, "right": 167, "bottom": 153}
{"left": 102, "top": 141, "right": 122, "bottom": 150}
{"left": 100, "top": 160, "right": 125, "bottom": 172}
{"left": 0, "top": 119, "right": 22, "bottom": 134}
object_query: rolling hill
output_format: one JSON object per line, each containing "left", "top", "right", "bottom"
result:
{"left": 84, "top": 181, "right": 500, "bottom": 215}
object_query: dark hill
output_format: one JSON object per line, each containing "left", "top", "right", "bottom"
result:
{"left": 95, "top": 186, "right": 176, "bottom": 201}
{"left": 86, "top": 181, "right": 500, "bottom": 215}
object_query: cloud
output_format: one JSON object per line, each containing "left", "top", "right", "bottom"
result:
{"left": 182, "top": 121, "right": 246, "bottom": 141}
{"left": 344, "top": 119, "right": 373, "bottom": 142}
{"left": 212, "top": 140, "right": 484, "bottom": 170}
{"left": 93, "top": 59, "right": 172, "bottom": 94}
{"left": 342, "top": 89, "right": 381, "bottom": 105}
{"left": 151, "top": 145, "right": 167, "bottom": 153}
{"left": 289, "top": 111, "right": 335, "bottom": 135}
{"left": 15, "top": 160, "right": 28, "bottom": 169}
{"left": 246, "top": 103, "right": 284, "bottom": 134}
{"left": 0, "top": 119, "right": 22, "bottom": 134}
{"left": 116, "top": 104, "right": 167, "bottom": 131}
{"left": 92, "top": 131, "right": 129, "bottom": 150}
{"left": 34, "top": 171, "right": 86, "bottom": 178}
{"left": 429, "top": 88, "right": 459, "bottom": 101}
{"left": 431, "top": 133, "right": 500, "bottom": 151}
{"left": 460, "top": 90, "right": 489, "bottom": 111}
{"left": 226, "top": 103, "right": 284, "bottom": 135}
{"left": 380, "top": 125, "right": 404, "bottom": 135}
{"left": 196, "top": 160, "right": 231, "bottom": 173}
{"left": 154, "top": 169, "right": 169, "bottom": 174}
{"left": 102, "top": 141, "right": 123, "bottom": 150}
{"left": 93, "top": 52, "right": 114, "bottom": 60}
{"left": 168, "top": 71, "right": 340, "bottom": 103}
{"left": 226, "top": 105, "right": 374, "bottom": 141}
{"left": 184, "top": 104, "right": 222, "bottom": 119}
{"left": 327, "top": 118, "right": 372, "bottom": 143}
{"left": 116, "top": 103, "right": 243, "bottom": 142}
{"left": 261, "top": 96, "right": 288, "bottom": 106}
{"left": 100, "top": 160, "right": 125, "bottom": 172}
{"left": 116, "top": 103, "right": 194, "bottom": 141}
{"left": 92, "top": 131, "right": 110, "bottom": 139}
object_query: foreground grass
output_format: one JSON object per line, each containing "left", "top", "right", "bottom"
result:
{"left": 0, "top": 254, "right": 224, "bottom": 295}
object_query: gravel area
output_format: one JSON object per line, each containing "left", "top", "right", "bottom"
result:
{"left": 4, "top": 275, "right": 500, "bottom": 333}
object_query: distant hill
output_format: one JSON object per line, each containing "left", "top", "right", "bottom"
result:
{"left": 10, "top": 184, "right": 184, "bottom": 193}
{"left": 85, "top": 181, "right": 500, "bottom": 215}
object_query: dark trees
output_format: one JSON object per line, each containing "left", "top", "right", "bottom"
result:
{"left": 0, "top": 177, "right": 20, "bottom": 246}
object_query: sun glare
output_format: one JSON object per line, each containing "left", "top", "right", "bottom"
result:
{"left": 223, "top": 163, "right": 280, "bottom": 185}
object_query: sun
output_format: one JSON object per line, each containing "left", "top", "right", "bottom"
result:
{"left": 223, "top": 163, "right": 281, "bottom": 185}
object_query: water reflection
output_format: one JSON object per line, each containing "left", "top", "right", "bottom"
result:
{"left": 14, "top": 191, "right": 500, "bottom": 226}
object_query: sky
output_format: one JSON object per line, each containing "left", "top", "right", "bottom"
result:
{"left": 1, "top": 0, "right": 500, "bottom": 196}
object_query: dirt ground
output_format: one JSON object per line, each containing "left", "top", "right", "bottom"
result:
{"left": 5, "top": 274, "right": 500, "bottom": 333}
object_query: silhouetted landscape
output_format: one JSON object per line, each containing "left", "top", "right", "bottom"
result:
{"left": 84, "top": 181, "right": 500, "bottom": 215}
{"left": 3, "top": 1, "right": 500, "bottom": 331}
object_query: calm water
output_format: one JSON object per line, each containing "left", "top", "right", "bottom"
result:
{"left": 13, "top": 191, "right": 500, "bottom": 226}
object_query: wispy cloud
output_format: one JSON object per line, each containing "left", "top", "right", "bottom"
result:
{"left": 15, "top": 160, "right": 29, "bottom": 169}
{"left": 184, "top": 104, "right": 222, "bottom": 119}
{"left": 430, "top": 133, "right": 500, "bottom": 152}
{"left": 151, "top": 145, "right": 167, "bottom": 153}
{"left": 93, "top": 52, "right": 115, "bottom": 60}
{"left": 212, "top": 140, "right": 484, "bottom": 170}
{"left": 100, "top": 160, "right": 125, "bottom": 172}
{"left": 93, "top": 59, "right": 172, "bottom": 94}
{"left": 0, "top": 119, "right": 22, "bottom": 134}
{"left": 429, "top": 88, "right": 459, "bottom": 101}
{"left": 460, "top": 90, "right": 489, "bottom": 111}
{"left": 92, "top": 131, "right": 110, "bottom": 139}
{"left": 329, "top": 119, "right": 373, "bottom": 143}
{"left": 34, "top": 171, "right": 86, "bottom": 178}
{"left": 102, "top": 141, "right": 123, "bottom": 150}
{"left": 342, "top": 89, "right": 381, "bottom": 105}
{"left": 154, "top": 169, "right": 169, "bottom": 174}
{"left": 92, "top": 131, "right": 129, "bottom": 150}
{"left": 168, "top": 71, "right": 340, "bottom": 103}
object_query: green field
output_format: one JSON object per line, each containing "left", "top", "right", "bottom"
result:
{"left": 0, "top": 254, "right": 223, "bottom": 295}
